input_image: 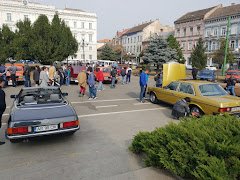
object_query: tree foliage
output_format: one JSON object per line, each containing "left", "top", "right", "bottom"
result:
{"left": 143, "top": 35, "right": 178, "bottom": 67}
{"left": 213, "top": 39, "right": 235, "bottom": 65}
{"left": 167, "top": 35, "right": 185, "bottom": 64}
{"left": 0, "top": 13, "right": 78, "bottom": 65}
{"left": 98, "top": 44, "right": 117, "bottom": 60}
{"left": 191, "top": 38, "right": 207, "bottom": 70}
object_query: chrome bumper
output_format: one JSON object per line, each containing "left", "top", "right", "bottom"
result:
{"left": 6, "top": 126, "right": 80, "bottom": 140}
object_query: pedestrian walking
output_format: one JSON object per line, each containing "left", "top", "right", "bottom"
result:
{"left": 110, "top": 67, "right": 117, "bottom": 88}
{"left": 96, "top": 68, "right": 104, "bottom": 91}
{"left": 77, "top": 70, "right": 87, "bottom": 97}
{"left": 87, "top": 68, "right": 97, "bottom": 100}
{"left": 65, "top": 66, "right": 71, "bottom": 86}
{"left": 24, "top": 63, "right": 31, "bottom": 87}
{"left": 120, "top": 67, "right": 127, "bottom": 85}
{"left": 0, "top": 77, "right": 6, "bottom": 145}
{"left": 0, "top": 63, "right": 6, "bottom": 87}
{"left": 8, "top": 63, "right": 17, "bottom": 87}
{"left": 172, "top": 97, "right": 191, "bottom": 119}
{"left": 33, "top": 66, "right": 40, "bottom": 86}
{"left": 192, "top": 67, "right": 198, "bottom": 80}
{"left": 154, "top": 71, "right": 163, "bottom": 88}
{"left": 226, "top": 75, "right": 236, "bottom": 96}
{"left": 139, "top": 69, "right": 148, "bottom": 103}
{"left": 126, "top": 66, "right": 132, "bottom": 84}
{"left": 39, "top": 66, "right": 49, "bottom": 87}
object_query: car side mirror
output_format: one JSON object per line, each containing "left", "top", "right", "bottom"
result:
{"left": 10, "top": 95, "right": 17, "bottom": 99}
{"left": 62, "top": 93, "right": 68, "bottom": 97}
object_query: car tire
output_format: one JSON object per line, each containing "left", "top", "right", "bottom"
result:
{"left": 190, "top": 106, "right": 203, "bottom": 117}
{"left": 10, "top": 139, "right": 23, "bottom": 143}
{"left": 150, "top": 92, "right": 158, "bottom": 104}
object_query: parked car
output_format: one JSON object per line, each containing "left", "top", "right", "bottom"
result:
{"left": 148, "top": 80, "right": 240, "bottom": 116}
{"left": 206, "top": 65, "right": 217, "bottom": 71}
{"left": 225, "top": 70, "right": 240, "bottom": 82}
{"left": 5, "top": 63, "right": 25, "bottom": 84}
{"left": 197, "top": 69, "right": 216, "bottom": 81}
{"left": 6, "top": 87, "right": 80, "bottom": 143}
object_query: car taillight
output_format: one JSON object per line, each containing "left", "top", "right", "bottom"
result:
{"left": 218, "top": 108, "right": 231, "bottom": 113}
{"left": 62, "top": 120, "right": 79, "bottom": 129}
{"left": 7, "top": 126, "right": 29, "bottom": 135}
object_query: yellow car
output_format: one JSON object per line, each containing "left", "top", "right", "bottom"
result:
{"left": 148, "top": 80, "right": 240, "bottom": 115}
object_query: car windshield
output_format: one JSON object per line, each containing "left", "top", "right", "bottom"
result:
{"left": 198, "top": 70, "right": 213, "bottom": 76}
{"left": 199, "top": 84, "right": 227, "bottom": 96}
{"left": 18, "top": 88, "right": 64, "bottom": 105}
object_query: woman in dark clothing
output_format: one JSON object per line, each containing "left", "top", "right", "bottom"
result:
{"left": 33, "top": 66, "right": 41, "bottom": 86}
{"left": 0, "top": 77, "right": 6, "bottom": 145}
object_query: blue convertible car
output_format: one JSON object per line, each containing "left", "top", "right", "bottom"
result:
{"left": 6, "top": 87, "right": 80, "bottom": 143}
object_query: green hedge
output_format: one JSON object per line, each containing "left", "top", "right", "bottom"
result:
{"left": 130, "top": 115, "right": 240, "bottom": 179}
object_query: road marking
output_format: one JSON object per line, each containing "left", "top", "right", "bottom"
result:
{"left": 78, "top": 107, "right": 167, "bottom": 118}
{"left": 71, "top": 98, "right": 149, "bottom": 104}
{"left": 96, "top": 105, "right": 118, "bottom": 109}
{"left": 133, "top": 103, "right": 152, "bottom": 106}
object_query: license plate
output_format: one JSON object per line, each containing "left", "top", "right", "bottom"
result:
{"left": 75, "top": 80, "right": 78, "bottom": 83}
{"left": 231, "top": 107, "right": 240, "bottom": 112}
{"left": 35, "top": 125, "right": 58, "bottom": 132}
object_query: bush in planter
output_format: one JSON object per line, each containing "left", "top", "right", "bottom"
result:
{"left": 130, "top": 115, "right": 240, "bottom": 179}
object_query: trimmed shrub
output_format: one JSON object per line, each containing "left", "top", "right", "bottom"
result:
{"left": 130, "top": 115, "right": 240, "bottom": 179}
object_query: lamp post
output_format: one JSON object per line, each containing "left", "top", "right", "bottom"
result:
{"left": 80, "top": 38, "right": 88, "bottom": 62}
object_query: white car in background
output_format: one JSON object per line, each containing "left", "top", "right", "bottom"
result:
{"left": 206, "top": 65, "right": 217, "bottom": 71}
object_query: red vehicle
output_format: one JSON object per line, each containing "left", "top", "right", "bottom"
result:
{"left": 5, "top": 63, "right": 24, "bottom": 83}
{"left": 225, "top": 70, "right": 240, "bottom": 82}
{"left": 94, "top": 67, "right": 118, "bottom": 83}
{"left": 70, "top": 65, "right": 86, "bottom": 83}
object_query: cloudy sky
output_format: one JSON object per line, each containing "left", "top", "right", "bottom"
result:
{"left": 36, "top": 0, "right": 238, "bottom": 39}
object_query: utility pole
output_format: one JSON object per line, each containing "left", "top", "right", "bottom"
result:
{"left": 80, "top": 38, "right": 88, "bottom": 62}
{"left": 222, "top": 16, "right": 231, "bottom": 75}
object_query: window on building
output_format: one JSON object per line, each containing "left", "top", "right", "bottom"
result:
{"left": 7, "top": 13, "right": 12, "bottom": 22}
{"left": 128, "top": 38, "right": 130, "bottom": 43}
{"left": 188, "top": 41, "right": 192, "bottom": 51}
{"left": 212, "top": 42, "right": 216, "bottom": 51}
{"left": 230, "top": 41, "right": 235, "bottom": 50}
{"left": 81, "top": 22, "right": 85, "bottom": 29}
{"left": 89, "top": 46, "right": 92, "bottom": 51}
{"left": 176, "top": 29, "right": 180, "bottom": 37}
{"left": 140, "top": 36, "right": 142, "bottom": 42}
{"left": 182, "top": 42, "right": 186, "bottom": 51}
{"left": 89, "top": 55, "right": 92, "bottom": 60}
{"left": 89, "top": 23, "right": 92, "bottom": 30}
{"left": 74, "top": 21, "right": 77, "bottom": 28}
{"left": 221, "top": 27, "right": 227, "bottom": 36}
{"left": 137, "top": 46, "right": 139, "bottom": 52}
{"left": 24, "top": 15, "right": 28, "bottom": 20}
{"left": 65, "top": 21, "right": 69, "bottom": 26}
{"left": 183, "top": 28, "right": 186, "bottom": 37}
{"left": 213, "top": 28, "right": 218, "bottom": 36}
{"left": 133, "top": 46, "right": 136, "bottom": 52}
{"left": 89, "top": 34, "right": 93, "bottom": 42}
{"left": 131, "top": 37, "right": 133, "bottom": 43}
{"left": 81, "top": 54, "right": 84, "bottom": 59}
{"left": 197, "top": 26, "right": 201, "bottom": 32}
{"left": 140, "top": 45, "right": 142, "bottom": 52}
{"left": 81, "top": 34, "right": 85, "bottom": 40}
{"left": 206, "top": 29, "right": 211, "bottom": 37}
{"left": 134, "top": 37, "right": 136, "bottom": 43}
{"left": 190, "top": 27, "right": 193, "bottom": 36}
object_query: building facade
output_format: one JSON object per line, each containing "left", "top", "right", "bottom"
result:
{"left": 204, "top": 3, "right": 240, "bottom": 65}
{"left": 174, "top": 5, "right": 221, "bottom": 66}
{"left": 120, "top": 20, "right": 173, "bottom": 63}
{"left": 0, "top": 0, "right": 97, "bottom": 61}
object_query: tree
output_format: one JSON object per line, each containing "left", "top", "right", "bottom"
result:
{"left": 0, "top": 25, "right": 15, "bottom": 63}
{"left": 213, "top": 39, "right": 235, "bottom": 65}
{"left": 167, "top": 35, "right": 185, "bottom": 64}
{"left": 142, "top": 35, "right": 178, "bottom": 68}
{"left": 13, "top": 19, "right": 34, "bottom": 60}
{"left": 98, "top": 44, "right": 116, "bottom": 60}
{"left": 191, "top": 38, "right": 207, "bottom": 70}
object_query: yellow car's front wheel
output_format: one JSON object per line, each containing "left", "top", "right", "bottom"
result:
{"left": 150, "top": 92, "right": 158, "bottom": 104}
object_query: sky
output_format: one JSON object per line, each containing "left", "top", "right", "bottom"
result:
{"left": 35, "top": 0, "right": 239, "bottom": 40}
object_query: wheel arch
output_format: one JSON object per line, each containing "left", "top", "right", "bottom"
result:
{"left": 189, "top": 103, "right": 205, "bottom": 114}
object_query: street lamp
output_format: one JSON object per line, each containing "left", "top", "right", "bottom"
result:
{"left": 79, "top": 38, "right": 89, "bottom": 63}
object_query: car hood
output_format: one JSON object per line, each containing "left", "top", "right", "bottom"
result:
{"left": 206, "top": 95, "right": 240, "bottom": 107}
{"left": 11, "top": 104, "right": 77, "bottom": 121}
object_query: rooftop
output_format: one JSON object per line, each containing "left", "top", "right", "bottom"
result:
{"left": 206, "top": 3, "right": 240, "bottom": 20}
{"left": 175, "top": 6, "right": 217, "bottom": 24}
{"left": 122, "top": 21, "right": 153, "bottom": 36}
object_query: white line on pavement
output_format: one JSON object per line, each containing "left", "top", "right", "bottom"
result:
{"left": 71, "top": 98, "right": 149, "bottom": 104}
{"left": 133, "top": 103, "right": 152, "bottom": 106}
{"left": 96, "top": 105, "right": 118, "bottom": 109}
{"left": 78, "top": 107, "right": 167, "bottom": 118}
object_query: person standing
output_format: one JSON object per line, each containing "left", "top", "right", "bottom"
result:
{"left": 154, "top": 71, "right": 163, "bottom": 88}
{"left": 39, "top": 66, "right": 49, "bottom": 87}
{"left": 24, "top": 63, "right": 31, "bottom": 87}
{"left": 143, "top": 69, "right": 149, "bottom": 99}
{"left": 58, "top": 68, "right": 65, "bottom": 86}
{"left": 8, "top": 63, "right": 17, "bottom": 87}
{"left": 139, "top": 69, "right": 148, "bottom": 103}
{"left": 192, "top": 67, "right": 198, "bottom": 80}
{"left": 110, "top": 67, "right": 117, "bottom": 88}
{"left": 96, "top": 68, "right": 104, "bottom": 91}
{"left": 0, "top": 63, "right": 6, "bottom": 87}
{"left": 226, "top": 75, "right": 236, "bottom": 96}
{"left": 172, "top": 97, "right": 191, "bottom": 119}
{"left": 77, "top": 70, "right": 87, "bottom": 97}
{"left": 0, "top": 77, "right": 6, "bottom": 145}
{"left": 126, "top": 66, "right": 132, "bottom": 84}
{"left": 49, "top": 63, "right": 56, "bottom": 85}
{"left": 87, "top": 68, "right": 97, "bottom": 100}
{"left": 121, "top": 67, "right": 126, "bottom": 85}
{"left": 33, "top": 66, "right": 40, "bottom": 86}
{"left": 65, "top": 66, "right": 71, "bottom": 86}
